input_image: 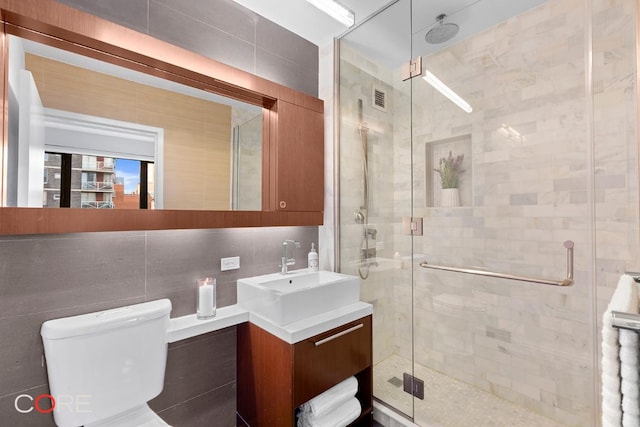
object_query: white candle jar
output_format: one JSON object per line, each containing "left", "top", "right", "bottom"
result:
{"left": 196, "top": 277, "right": 216, "bottom": 319}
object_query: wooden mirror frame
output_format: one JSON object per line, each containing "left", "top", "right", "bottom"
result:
{"left": 0, "top": 0, "right": 324, "bottom": 234}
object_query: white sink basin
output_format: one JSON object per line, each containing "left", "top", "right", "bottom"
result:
{"left": 237, "top": 270, "right": 360, "bottom": 325}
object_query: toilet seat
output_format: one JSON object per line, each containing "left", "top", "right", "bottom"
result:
{"left": 86, "top": 404, "right": 170, "bottom": 427}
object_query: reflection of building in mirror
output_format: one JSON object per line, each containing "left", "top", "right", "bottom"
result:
{"left": 43, "top": 154, "right": 154, "bottom": 209}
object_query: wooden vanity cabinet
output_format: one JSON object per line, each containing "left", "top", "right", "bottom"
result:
{"left": 237, "top": 316, "right": 373, "bottom": 426}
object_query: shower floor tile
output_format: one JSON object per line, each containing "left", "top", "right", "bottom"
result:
{"left": 374, "top": 354, "right": 568, "bottom": 427}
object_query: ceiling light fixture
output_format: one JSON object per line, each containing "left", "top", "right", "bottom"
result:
{"left": 422, "top": 70, "right": 472, "bottom": 113}
{"left": 304, "top": 0, "right": 355, "bottom": 27}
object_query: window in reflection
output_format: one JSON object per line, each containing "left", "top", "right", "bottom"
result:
{"left": 43, "top": 153, "right": 153, "bottom": 209}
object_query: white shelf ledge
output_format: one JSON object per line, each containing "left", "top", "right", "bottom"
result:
{"left": 167, "top": 305, "right": 249, "bottom": 343}
{"left": 166, "top": 302, "right": 373, "bottom": 344}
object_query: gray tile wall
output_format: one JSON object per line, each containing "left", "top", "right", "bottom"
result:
{"left": 0, "top": 226, "right": 318, "bottom": 425}
{"left": 55, "top": 0, "right": 319, "bottom": 96}
{"left": 1, "top": 2, "right": 320, "bottom": 425}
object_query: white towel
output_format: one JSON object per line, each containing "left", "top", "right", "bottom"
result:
{"left": 602, "top": 274, "right": 639, "bottom": 427}
{"left": 620, "top": 328, "right": 640, "bottom": 427}
{"left": 299, "top": 376, "right": 358, "bottom": 418}
{"left": 298, "top": 397, "right": 361, "bottom": 427}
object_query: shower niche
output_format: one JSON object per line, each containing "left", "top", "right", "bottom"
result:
{"left": 425, "top": 134, "right": 472, "bottom": 208}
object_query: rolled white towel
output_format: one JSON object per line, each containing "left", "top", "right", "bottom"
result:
{"left": 299, "top": 376, "right": 358, "bottom": 418}
{"left": 620, "top": 329, "right": 640, "bottom": 427}
{"left": 602, "top": 274, "right": 638, "bottom": 427}
{"left": 299, "top": 397, "right": 361, "bottom": 427}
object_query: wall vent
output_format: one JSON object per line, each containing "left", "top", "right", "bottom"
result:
{"left": 372, "top": 86, "right": 387, "bottom": 112}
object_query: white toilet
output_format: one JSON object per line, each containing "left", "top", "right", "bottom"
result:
{"left": 41, "top": 299, "right": 172, "bottom": 427}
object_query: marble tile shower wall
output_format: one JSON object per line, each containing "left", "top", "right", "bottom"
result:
{"left": 0, "top": 226, "right": 318, "bottom": 426}
{"left": 341, "top": 0, "right": 638, "bottom": 425}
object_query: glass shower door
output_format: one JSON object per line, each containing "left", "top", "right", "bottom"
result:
{"left": 338, "top": 0, "right": 417, "bottom": 420}
{"left": 410, "top": 0, "right": 595, "bottom": 426}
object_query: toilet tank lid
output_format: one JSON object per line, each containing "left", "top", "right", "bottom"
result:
{"left": 41, "top": 299, "right": 172, "bottom": 340}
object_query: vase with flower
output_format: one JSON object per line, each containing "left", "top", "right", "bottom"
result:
{"left": 434, "top": 150, "right": 465, "bottom": 207}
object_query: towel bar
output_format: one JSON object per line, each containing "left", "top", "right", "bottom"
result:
{"left": 623, "top": 272, "right": 640, "bottom": 283}
{"left": 419, "top": 240, "right": 574, "bottom": 287}
{"left": 611, "top": 311, "right": 640, "bottom": 331}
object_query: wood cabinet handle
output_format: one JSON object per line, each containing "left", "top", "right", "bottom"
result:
{"left": 279, "top": 200, "right": 287, "bottom": 209}
{"left": 313, "top": 323, "right": 364, "bottom": 346}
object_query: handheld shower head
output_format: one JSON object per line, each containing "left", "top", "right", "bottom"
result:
{"left": 425, "top": 14, "right": 459, "bottom": 44}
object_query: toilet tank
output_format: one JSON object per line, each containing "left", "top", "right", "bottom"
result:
{"left": 41, "top": 299, "right": 172, "bottom": 427}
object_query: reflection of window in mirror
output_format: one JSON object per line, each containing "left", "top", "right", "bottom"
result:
{"left": 43, "top": 153, "right": 153, "bottom": 209}
{"left": 6, "top": 35, "right": 263, "bottom": 210}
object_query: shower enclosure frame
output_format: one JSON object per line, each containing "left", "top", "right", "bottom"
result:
{"left": 329, "top": 0, "right": 636, "bottom": 425}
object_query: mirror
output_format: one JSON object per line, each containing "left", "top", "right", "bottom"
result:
{"left": 0, "top": 0, "right": 325, "bottom": 235}
{"left": 6, "top": 35, "right": 263, "bottom": 211}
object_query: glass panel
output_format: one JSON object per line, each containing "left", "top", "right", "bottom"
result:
{"left": 339, "top": 0, "right": 415, "bottom": 421}
{"left": 592, "top": 0, "right": 640, "bottom": 424}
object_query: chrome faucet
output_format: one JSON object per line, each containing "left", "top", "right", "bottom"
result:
{"left": 280, "top": 240, "right": 301, "bottom": 274}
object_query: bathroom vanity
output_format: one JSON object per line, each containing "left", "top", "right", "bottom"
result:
{"left": 235, "top": 269, "right": 373, "bottom": 426}
{"left": 160, "top": 269, "right": 374, "bottom": 426}
{"left": 166, "top": 301, "right": 373, "bottom": 427}
{"left": 237, "top": 315, "right": 373, "bottom": 426}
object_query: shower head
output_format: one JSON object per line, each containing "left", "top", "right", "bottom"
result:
{"left": 425, "top": 14, "right": 459, "bottom": 44}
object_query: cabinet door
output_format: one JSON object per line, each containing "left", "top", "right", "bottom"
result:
{"left": 273, "top": 100, "right": 324, "bottom": 213}
{"left": 293, "top": 316, "right": 372, "bottom": 407}
{"left": 237, "top": 322, "right": 295, "bottom": 426}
